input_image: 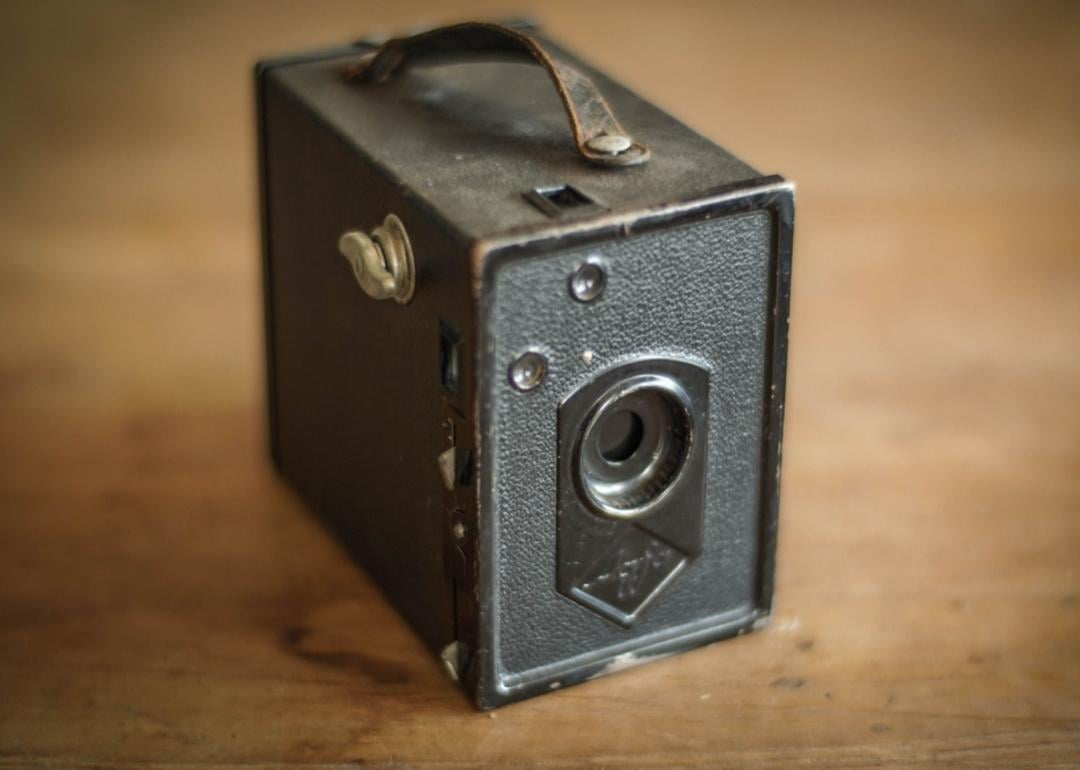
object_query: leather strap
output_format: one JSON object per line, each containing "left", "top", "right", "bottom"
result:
{"left": 342, "top": 22, "right": 650, "bottom": 168}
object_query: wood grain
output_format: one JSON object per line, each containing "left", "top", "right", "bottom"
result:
{"left": 1, "top": 1, "right": 1078, "bottom": 766}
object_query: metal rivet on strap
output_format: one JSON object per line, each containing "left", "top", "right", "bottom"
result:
{"left": 586, "top": 133, "right": 633, "bottom": 156}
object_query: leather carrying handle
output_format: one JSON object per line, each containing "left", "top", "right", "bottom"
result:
{"left": 342, "top": 22, "right": 650, "bottom": 168}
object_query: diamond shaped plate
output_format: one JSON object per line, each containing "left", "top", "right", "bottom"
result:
{"left": 568, "top": 526, "right": 689, "bottom": 625}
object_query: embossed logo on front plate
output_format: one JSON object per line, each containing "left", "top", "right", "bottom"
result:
{"left": 569, "top": 526, "right": 689, "bottom": 625}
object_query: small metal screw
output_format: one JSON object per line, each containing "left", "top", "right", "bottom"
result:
{"left": 509, "top": 351, "right": 546, "bottom": 392}
{"left": 569, "top": 261, "right": 606, "bottom": 303}
{"left": 586, "top": 133, "right": 632, "bottom": 156}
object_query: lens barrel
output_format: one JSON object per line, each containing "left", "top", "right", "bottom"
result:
{"left": 574, "top": 374, "right": 693, "bottom": 519}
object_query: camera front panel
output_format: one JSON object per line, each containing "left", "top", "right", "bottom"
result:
{"left": 479, "top": 202, "right": 782, "bottom": 699}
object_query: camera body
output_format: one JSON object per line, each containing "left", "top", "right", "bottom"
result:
{"left": 257, "top": 22, "right": 793, "bottom": 708}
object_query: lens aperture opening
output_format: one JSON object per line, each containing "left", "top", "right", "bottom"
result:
{"left": 597, "top": 410, "right": 645, "bottom": 463}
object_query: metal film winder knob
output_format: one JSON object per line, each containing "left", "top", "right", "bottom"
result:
{"left": 337, "top": 213, "right": 416, "bottom": 304}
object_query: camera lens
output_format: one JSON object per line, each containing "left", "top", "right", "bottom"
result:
{"left": 575, "top": 375, "right": 693, "bottom": 519}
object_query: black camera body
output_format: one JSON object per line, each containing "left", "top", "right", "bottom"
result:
{"left": 257, "top": 22, "right": 794, "bottom": 708}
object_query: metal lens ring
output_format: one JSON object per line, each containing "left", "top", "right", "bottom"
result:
{"left": 575, "top": 374, "right": 693, "bottom": 519}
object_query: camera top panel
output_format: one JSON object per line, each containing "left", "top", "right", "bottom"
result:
{"left": 260, "top": 30, "right": 762, "bottom": 242}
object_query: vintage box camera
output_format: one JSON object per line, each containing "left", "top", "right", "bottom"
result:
{"left": 256, "top": 21, "right": 793, "bottom": 708}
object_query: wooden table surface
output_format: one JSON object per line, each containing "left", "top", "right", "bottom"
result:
{"left": 1, "top": 1, "right": 1078, "bottom": 767}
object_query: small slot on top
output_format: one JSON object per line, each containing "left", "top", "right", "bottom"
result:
{"left": 524, "top": 185, "right": 600, "bottom": 218}
{"left": 540, "top": 185, "right": 591, "bottom": 208}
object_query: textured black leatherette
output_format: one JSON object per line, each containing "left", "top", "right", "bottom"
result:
{"left": 483, "top": 211, "right": 773, "bottom": 691}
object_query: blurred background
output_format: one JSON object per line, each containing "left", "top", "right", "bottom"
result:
{"left": 1, "top": 1, "right": 1077, "bottom": 766}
